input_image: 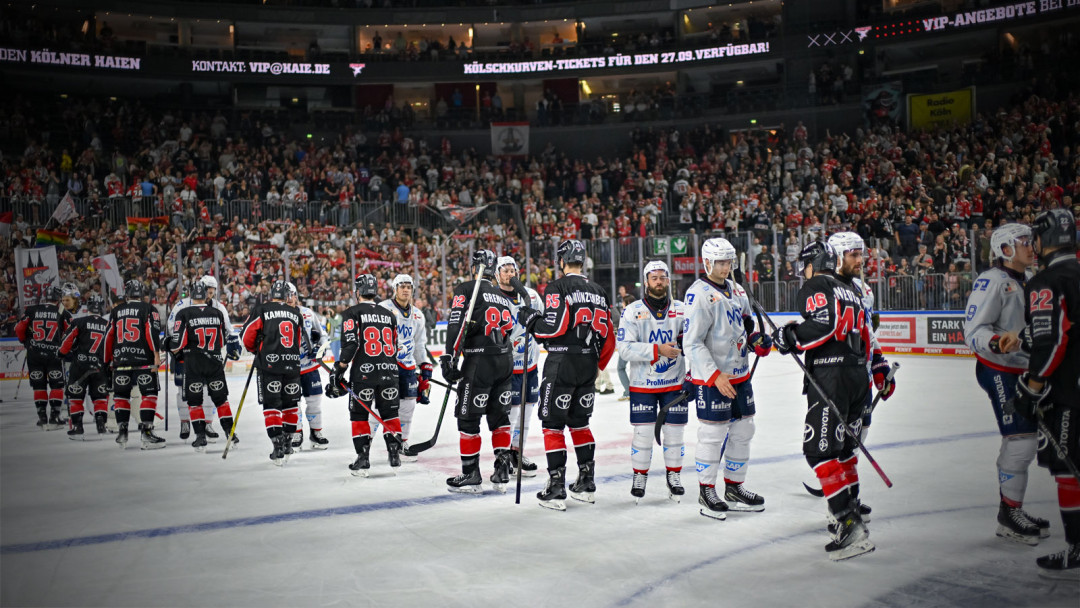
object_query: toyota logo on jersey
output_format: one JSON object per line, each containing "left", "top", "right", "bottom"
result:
{"left": 209, "top": 381, "right": 225, "bottom": 391}
{"left": 30, "top": 371, "right": 44, "bottom": 380}
{"left": 803, "top": 424, "right": 814, "bottom": 443}
{"left": 266, "top": 354, "right": 280, "bottom": 363}
{"left": 382, "top": 388, "right": 398, "bottom": 400}
{"left": 499, "top": 391, "right": 513, "bottom": 406}
{"left": 188, "top": 382, "right": 204, "bottom": 393}
{"left": 115, "top": 375, "right": 131, "bottom": 386}
{"left": 267, "top": 381, "right": 282, "bottom": 393}
{"left": 359, "top": 388, "right": 375, "bottom": 402}
{"left": 579, "top": 393, "right": 595, "bottom": 408}
{"left": 137, "top": 374, "right": 152, "bottom": 386}
{"left": 284, "top": 383, "right": 301, "bottom": 396}
{"left": 69, "top": 384, "right": 84, "bottom": 394}
{"left": 555, "top": 394, "right": 572, "bottom": 410}
{"left": 474, "top": 393, "right": 489, "bottom": 408}
{"left": 359, "top": 363, "right": 374, "bottom": 373}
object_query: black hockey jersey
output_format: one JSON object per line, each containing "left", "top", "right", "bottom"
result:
{"left": 58, "top": 314, "right": 109, "bottom": 367}
{"left": 1024, "top": 251, "right": 1080, "bottom": 403}
{"left": 170, "top": 304, "right": 228, "bottom": 375}
{"left": 791, "top": 274, "right": 870, "bottom": 367}
{"left": 339, "top": 301, "right": 399, "bottom": 382}
{"left": 529, "top": 273, "right": 615, "bottom": 369}
{"left": 446, "top": 279, "right": 514, "bottom": 357}
{"left": 240, "top": 301, "right": 305, "bottom": 374}
{"left": 104, "top": 301, "right": 162, "bottom": 367}
{"left": 15, "top": 304, "right": 72, "bottom": 360}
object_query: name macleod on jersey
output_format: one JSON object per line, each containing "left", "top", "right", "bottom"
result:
{"left": 358, "top": 313, "right": 393, "bottom": 324}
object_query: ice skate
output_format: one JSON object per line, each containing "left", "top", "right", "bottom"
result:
{"left": 204, "top": 422, "right": 220, "bottom": 443}
{"left": 537, "top": 467, "right": 567, "bottom": 511}
{"left": 94, "top": 413, "right": 107, "bottom": 436}
{"left": 858, "top": 501, "right": 872, "bottom": 522}
{"left": 67, "top": 419, "right": 84, "bottom": 441}
{"left": 724, "top": 481, "right": 765, "bottom": 512}
{"left": 490, "top": 451, "right": 512, "bottom": 493}
{"left": 281, "top": 432, "right": 294, "bottom": 462}
{"left": 270, "top": 435, "right": 287, "bottom": 466}
{"left": 509, "top": 450, "right": 538, "bottom": 478}
{"left": 349, "top": 442, "right": 371, "bottom": 477}
{"left": 698, "top": 484, "right": 728, "bottom": 520}
{"left": 446, "top": 469, "right": 483, "bottom": 494}
{"left": 1021, "top": 509, "right": 1051, "bottom": 539}
{"left": 631, "top": 471, "right": 648, "bottom": 503}
{"left": 1036, "top": 543, "right": 1080, "bottom": 581}
{"left": 139, "top": 424, "right": 166, "bottom": 450}
{"left": 291, "top": 430, "right": 304, "bottom": 450}
{"left": 36, "top": 406, "right": 48, "bottom": 429}
{"left": 385, "top": 434, "right": 401, "bottom": 469}
{"left": 115, "top": 422, "right": 129, "bottom": 449}
{"left": 666, "top": 470, "right": 685, "bottom": 503}
{"left": 996, "top": 502, "right": 1040, "bottom": 546}
{"left": 826, "top": 508, "right": 874, "bottom": 561}
{"left": 191, "top": 433, "right": 208, "bottom": 453}
{"left": 179, "top": 420, "right": 190, "bottom": 440}
{"left": 46, "top": 409, "right": 65, "bottom": 431}
{"left": 399, "top": 442, "right": 418, "bottom": 462}
{"left": 569, "top": 461, "right": 596, "bottom": 504}
{"left": 309, "top": 430, "right": 329, "bottom": 450}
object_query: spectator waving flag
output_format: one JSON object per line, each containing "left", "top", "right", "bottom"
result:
{"left": 49, "top": 191, "right": 79, "bottom": 226}
{"left": 442, "top": 204, "right": 490, "bottom": 228}
{"left": 15, "top": 246, "right": 60, "bottom": 307}
{"left": 92, "top": 254, "right": 125, "bottom": 298}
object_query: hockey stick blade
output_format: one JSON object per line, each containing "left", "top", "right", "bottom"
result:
{"left": 654, "top": 391, "right": 691, "bottom": 446}
{"left": 803, "top": 482, "right": 825, "bottom": 497}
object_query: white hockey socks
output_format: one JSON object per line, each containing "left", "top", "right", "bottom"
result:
{"left": 998, "top": 435, "right": 1037, "bottom": 505}
{"left": 662, "top": 424, "right": 685, "bottom": 471}
{"left": 631, "top": 424, "right": 653, "bottom": 472}
{"left": 696, "top": 421, "right": 729, "bottom": 487}
{"left": 723, "top": 416, "right": 755, "bottom": 484}
{"left": 510, "top": 402, "right": 536, "bottom": 450}
{"left": 398, "top": 398, "right": 416, "bottom": 440}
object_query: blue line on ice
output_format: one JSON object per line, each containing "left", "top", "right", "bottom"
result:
{"left": 0, "top": 430, "right": 997, "bottom": 555}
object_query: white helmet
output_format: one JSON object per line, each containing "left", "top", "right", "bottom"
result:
{"left": 199, "top": 275, "right": 219, "bottom": 290}
{"left": 391, "top": 274, "right": 413, "bottom": 289}
{"left": 286, "top": 281, "right": 298, "bottom": 296}
{"left": 990, "top": 223, "right": 1032, "bottom": 262}
{"left": 496, "top": 256, "right": 518, "bottom": 273}
{"left": 827, "top": 231, "right": 865, "bottom": 255}
{"left": 643, "top": 260, "right": 670, "bottom": 279}
{"left": 701, "top": 238, "right": 737, "bottom": 275}
{"left": 61, "top": 282, "right": 80, "bottom": 299}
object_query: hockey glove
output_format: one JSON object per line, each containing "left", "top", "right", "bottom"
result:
{"left": 772, "top": 322, "right": 799, "bottom": 355}
{"left": 748, "top": 332, "right": 773, "bottom": 357}
{"left": 517, "top": 306, "right": 542, "bottom": 332}
{"left": 440, "top": 354, "right": 463, "bottom": 383}
{"left": 682, "top": 371, "right": 695, "bottom": 396}
{"left": 1007, "top": 372, "right": 1050, "bottom": 421}
{"left": 325, "top": 364, "right": 348, "bottom": 399}
{"left": 226, "top": 336, "right": 242, "bottom": 361}
{"left": 871, "top": 353, "right": 895, "bottom": 400}
{"left": 418, "top": 362, "right": 434, "bottom": 404}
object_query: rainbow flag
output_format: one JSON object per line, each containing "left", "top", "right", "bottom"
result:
{"left": 127, "top": 216, "right": 170, "bottom": 234}
{"left": 35, "top": 229, "right": 69, "bottom": 246}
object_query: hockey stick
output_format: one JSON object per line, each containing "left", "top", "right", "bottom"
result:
{"left": 14, "top": 357, "right": 26, "bottom": 401}
{"left": 1037, "top": 410, "right": 1080, "bottom": 481}
{"left": 316, "top": 342, "right": 401, "bottom": 444}
{"left": 221, "top": 358, "right": 257, "bottom": 460}
{"left": 654, "top": 390, "right": 691, "bottom": 446}
{"left": 515, "top": 329, "right": 531, "bottom": 504}
{"left": 866, "top": 361, "right": 900, "bottom": 417}
{"left": 428, "top": 377, "right": 458, "bottom": 392}
{"left": 733, "top": 268, "right": 893, "bottom": 488}
{"left": 409, "top": 264, "right": 487, "bottom": 455}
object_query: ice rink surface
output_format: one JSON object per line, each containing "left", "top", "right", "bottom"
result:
{"left": 1, "top": 354, "right": 1077, "bottom": 607}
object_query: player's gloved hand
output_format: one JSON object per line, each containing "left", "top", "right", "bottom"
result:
{"left": 1007, "top": 372, "right": 1049, "bottom": 421}
{"left": 682, "top": 371, "right": 695, "bottom": 395}
{"left": 871, "top": 353, "right": 895, "bottom": 400}
{"left": 772, "top": 322, "right": 799, "bottom": 355}
{"left": 508, "top": 276, "right": 530, "bottom": 304}
{"left": 325, "top": 364, "right": 347, "bottom": 399}
{"left": 226, "top": 336, "right": 241, "bottom": 361}
{"left": 440, "top": 354, "right": 462, "bottom": 383}
{"left": 417, "top": 362, "right": 433, "bottom": 404}
{"left": 748, "top": 331, "right": 773, "bottom": 357}
{"left": 517, "top": 306, "right": 542, "bottom": 332}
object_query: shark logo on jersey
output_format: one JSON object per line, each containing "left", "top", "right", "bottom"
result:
{"left": 655, "top": 358, "right": 677, "bottom": 374}
{"left": 554, "top": 394, "right": 572, "bottom": 410}
{"left": 267, "top": 381, "right": 282, "bottom": 393}
{"left": 359, "top": 388, "right": 375, "bottom": 402}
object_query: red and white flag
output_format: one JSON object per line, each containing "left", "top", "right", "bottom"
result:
{"left": 50, "top": 191, "right": 79, "bottom": 226}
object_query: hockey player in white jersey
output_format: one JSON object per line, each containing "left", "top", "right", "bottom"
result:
{"left": 287, "top": 283, "right": 329, "bottom": 450}
{"left": 166, "top": 275, "right": 240, "bottom": 441}
{"left": 617, "top": 260, "right": 688, "bottom": 502}
{"left": 495, "top": 256, "right": 542, "bottom": 478}
{"left": 379, "top": 274, "right": 429, "bottom": 460}
{"left": 683, "top": 238, "right": 772, "bottom": 520}
{"left": 963, "top": 223, "right": 1049, "bottom": 544}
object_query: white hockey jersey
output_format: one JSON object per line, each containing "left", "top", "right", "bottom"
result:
{"left": 964, "top": 266, "right": 1029, "bottom": 372}
{"left": 616, "top": 298, "right": 687, "bottom": 392}
{"left": 683, "top": 277, "right": 755, "bottom": 385}
{"left": 851, "top": 277, "right": 881, "bottom": 357}
{"left": 378, "top": 299, "right": 428, "bottom": 371}
{"left": 500, "top": 285, "right": 542, "bottom": 372}
{"left": 298, "top": 305, "right": 326, "bottom": 373}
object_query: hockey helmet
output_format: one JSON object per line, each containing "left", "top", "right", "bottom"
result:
{"left": 1031, "top": 209, "right": 1076, "bottom": 252}
{"left": 496, "top": 256, "right": 518, "bottom": 273}
{"left": 190, "top": 281, "right": 209, "bottom": 301}
{"left": 391, "top": 274, "right": 414, "bottom": 289}
{"left": 643, "top": 260, "right": 670, "bottom": 280}
{"left": 355, "top": 274, "right": 378, "bottom": 299}
{"left": 990, "top": 223, "right": 1032, "bottom": 262}
{"left": 826, "top": 232, "right": 865, "bottom": 256}
{"left": 44, "top": 285, "right": 63, "bottom": 303}
{"left": 269, "top": 280, "right": 290, "bottom": 301}
{"left": 199, "top": 275, "right": 219, "bottom": 291}
{"left": 471, "top": 249, "right": 497, "bottom": 279}
{"left": 85, "top": 294, "right": 105, "bottom": 315}
{"left": 556, "top": 239, "right": 588, "bottom": 267}
{"left": 285, "top": 281, "right": 299, "bottom": 302}
{"left": 701, "top": 238, "right": 737, "bottom": 276}
{"left": 62, "top": 282, "right": 81, "bottom": 300}
{"left": 798, "top": 241, "right": 838, "bottom": 275}
{"left": 124, "top": 279, "right": 145, "bottom": 299}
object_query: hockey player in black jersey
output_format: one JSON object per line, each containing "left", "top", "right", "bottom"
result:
{"left": 772, "top": 242, "right": 874, "bottom": 560}
{"left": 328, "top": 274, "right": 403, "bottom": 476}
{"left": 440, "top": 250, "right": 516, "bottom": 494}
{"left": 1010, "top": 208, "right": 1080, "bottom": 579}
{"left": 104, "top": 279, "right": 165, "bottom": 450}
{"left": 519, "top": 240, "right": 616, "bottom": 510}
{"left": 241, "top": 280, "right": 307, "bottom": 466}
{"left": 15, "top": 285, "right": 72, "bottom": 429}
{"left": 169, "top": 281, "right": 235, "bottom": 453}
{"left": 57, "top": 294, "right": 110, "bottom": 439}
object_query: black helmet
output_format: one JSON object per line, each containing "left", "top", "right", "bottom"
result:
{"left": 124, "top": 279, "right": 144, "bottom": 299}
{"left": 190, "top": 281, "right": 208, "bottom": 301}
{"left": 86, "top": 294, "right": 105, "bottom": 315}
{"left": 557, "top": 239, "right": 587, "bottom": 267}
{"left": 471, "top": 249, "right": 496, "bottom": 279}
{"left": 270, "top": 280, "right": 290, "bottom": 300}
{"left": 1032, "top": 208, "right": 1076, "bottom": 251}
{"left": 798, "top": 241, "right": 838, "bottom": 274}
{"left": 355, "top": 274, "right": 378, "bottom": 299}
{"left": 44, "top": 285, "right": 63, "bottom": 303}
